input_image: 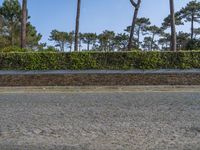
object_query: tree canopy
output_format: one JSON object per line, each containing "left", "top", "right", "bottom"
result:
{"left": 0, "top": 0, "right": 200, "bottom": 52}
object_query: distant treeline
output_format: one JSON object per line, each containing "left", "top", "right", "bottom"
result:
{"left": 0, "top": 0, "right": 200, "bottom": 52}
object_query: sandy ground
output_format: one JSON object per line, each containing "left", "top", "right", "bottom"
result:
{"left": 0, "top": 87, "right": 200, "bottom": 150}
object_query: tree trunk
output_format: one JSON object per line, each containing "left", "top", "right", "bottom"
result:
{"left": 62, "top": 42, "right": 65, "bottom": 52}
{"left": 169, "top": 0, "right": 177, "bottom": 52}
{"left": 137, "top": 27, "right": 140, "bottom": 48}
{"left": 74, "top": 0, "right": 81, "bottom": 52}
{"left": 128, "top": 0, "right": 141, "bottom": 51}
{"left": 21, "top": 0, "right": 27, "bottom": 49}
{"left": 191, "top": 13, "right": 194, "bottom": 40}
{"left": 87, "top": 42, "right": 90, "bottom": 51}
{"left": 10, "top": 25, "right": 14, "bottom": 46}
{"left": 69, "top": 45, "right": 72, "bottom": 52}
{"left": 150, "top": 34, "right": 155, "bottom": 51}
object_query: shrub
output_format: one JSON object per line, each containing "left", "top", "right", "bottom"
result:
{"left": 38, "top": 46, "right": 59, "bottom": 52}
{"left": 0, "top": 51, "right": 200, "bottom": 70}
{"left": 0, "top": 46, "right": 28, "bottom": 52}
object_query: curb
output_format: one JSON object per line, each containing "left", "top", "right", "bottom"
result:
{"left": 0, "top": 86, "right": 200, "bottom": 93}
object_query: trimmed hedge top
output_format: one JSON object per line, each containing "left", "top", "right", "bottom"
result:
{"left": 0, "top": 51, "right": 200, "bottom": 70}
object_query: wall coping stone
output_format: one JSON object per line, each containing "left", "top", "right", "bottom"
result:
{"left": 0, "top": 69, "right": 200, "bottom": 75}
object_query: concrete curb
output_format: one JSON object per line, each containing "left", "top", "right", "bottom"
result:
{"left": 0, "top": 69, "right": 200, "bottom": 75}
{"left": 0, "top": 86, "right": 200, "bottom": 93}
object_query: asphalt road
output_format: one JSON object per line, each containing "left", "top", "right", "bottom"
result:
{"left": 0, "top": 90, "right": 200, "bottom": 150}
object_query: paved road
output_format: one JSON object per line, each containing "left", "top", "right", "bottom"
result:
{"left": 0, "top": 90, "right": 200, "bottom": 150}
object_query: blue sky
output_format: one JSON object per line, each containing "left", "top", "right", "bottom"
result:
{"left": 0, "top": 0, "right": 192, "bottom": 45}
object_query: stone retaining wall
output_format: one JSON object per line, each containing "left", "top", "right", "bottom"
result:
{"left": 0, "top": 70, "right": 200, "bottom": 86}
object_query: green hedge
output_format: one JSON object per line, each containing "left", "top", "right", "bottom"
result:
{"left": 0, "top": 51, "right": 200, "bottom": 70}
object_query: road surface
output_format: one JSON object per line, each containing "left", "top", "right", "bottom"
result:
{"left": 0, "top": 87, "right": 200, "bottom": 150}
